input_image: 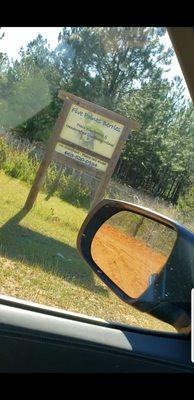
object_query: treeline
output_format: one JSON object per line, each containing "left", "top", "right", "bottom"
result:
{"left": 0, "top": 27, "right": 194, "bottom": 206}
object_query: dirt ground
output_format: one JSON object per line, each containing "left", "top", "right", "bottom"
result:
{"left": 91, "top": 223, "right": 167, "bottom": 299}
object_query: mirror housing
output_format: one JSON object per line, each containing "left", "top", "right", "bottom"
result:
{"left": 77, "top": 199, "right": 194, "bottom": 331}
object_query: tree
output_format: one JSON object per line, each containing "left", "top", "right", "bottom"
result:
{"left": 56, "top": 27, "right": 173, "bottom": 108}
{"left": 115, "top": 76, "right": 194, "bottom": 203}
{"left": 1, "top": 26, "right": 193, "bottom": 204}
{"left": 3, "top": 35, "right": 59, "bottom": 140}
{"left": 5, "top": 27, "right": 174, "bottom": 141}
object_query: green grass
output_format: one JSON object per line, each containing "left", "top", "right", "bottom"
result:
{"left": 0, "top": 137, "right": 91, "bottom": 209}
{"left": 0, "top": 170, "right": 176, "bottom": 333}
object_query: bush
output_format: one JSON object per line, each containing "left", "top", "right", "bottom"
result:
{"left": 56, "top": 174, "right": 90, "bottom": 208}
{"left": 3, "top": 150, "right": 39, "bottom": 184}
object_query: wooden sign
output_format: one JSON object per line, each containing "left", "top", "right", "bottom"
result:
{"left": 24, "top": 91, "right": 138, "bottom": 211}
{"left": 54, "top": 142, "right": 108, "bottom": 173}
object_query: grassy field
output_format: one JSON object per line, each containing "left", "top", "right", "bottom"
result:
{"left": 0, "top": 170, "right": 176, "bottom": 333}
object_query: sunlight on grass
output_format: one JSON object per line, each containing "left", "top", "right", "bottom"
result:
{"left": 0, "top": 171, "right": 176, "bottom": 333}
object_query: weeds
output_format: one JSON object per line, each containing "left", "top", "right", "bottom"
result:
{"left": 0, "top": 137, "right": 91, "bottom": 209}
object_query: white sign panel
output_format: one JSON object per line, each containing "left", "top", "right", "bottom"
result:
{"left": 55, "top": 142, "right": 108, "bottom": 172}
{"left": 59, "top": 104, "right": 124, "bottom": 159}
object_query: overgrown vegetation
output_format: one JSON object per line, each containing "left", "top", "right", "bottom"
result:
{"left": 0, "top": 27, "right": 194, "bottom": 204}
{"left": 0, "top": 137, "right": 90, "bottom": 208}
{"left": 0, "top": 27, "right": 194, "bottom": 331}
{"left": 1, "top": 135, "right": 194, "bottom": 229}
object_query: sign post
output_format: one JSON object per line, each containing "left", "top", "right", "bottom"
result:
{"left": 24, "top": 100, "right": 72, "bottom": 211}
{"left": 24, "top": 91, "right": 138, "bottom": 211}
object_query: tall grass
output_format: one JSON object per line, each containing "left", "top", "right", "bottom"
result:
{"left": 0, "top": 137, "right": 91, "bottom": 209}
{"left": 1, "top": 135, "right": 194, "bottom": 232}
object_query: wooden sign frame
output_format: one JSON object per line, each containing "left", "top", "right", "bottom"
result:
{"left": 24, "top": 91, "right": 138, "bottom": 211}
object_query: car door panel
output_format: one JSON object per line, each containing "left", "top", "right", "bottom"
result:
{"left": 0, "top": 299, "right": 193, "bottom": 373}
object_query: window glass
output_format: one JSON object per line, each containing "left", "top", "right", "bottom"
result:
{"left": 0, "top": 27, "right": 193, "bottom": 334}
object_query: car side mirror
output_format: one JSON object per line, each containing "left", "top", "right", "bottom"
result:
{"left": 77, "top": 199, "right": 194, "bottom": 332}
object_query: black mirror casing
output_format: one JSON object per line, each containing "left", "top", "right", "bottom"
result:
{"left": 77, "top": 199, "right": 194, "bottom": 331}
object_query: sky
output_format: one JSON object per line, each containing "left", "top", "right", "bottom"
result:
{"left": 0, "top": 27, "right": 191, "bottom": 100}
{"left": 0, "top": 27, "right": 61, "bottom": 59}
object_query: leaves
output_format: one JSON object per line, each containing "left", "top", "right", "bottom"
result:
{"left": 0, "top": 27, "right": 194, "bottom": 203}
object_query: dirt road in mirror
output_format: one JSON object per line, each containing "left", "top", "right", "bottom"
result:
{"left": 91, "top": 224, "right": 167, "bottom": 298}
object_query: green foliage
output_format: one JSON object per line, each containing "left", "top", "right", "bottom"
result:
{"left": 2, "top": 145, "right": 39, "bottom": 184}
{"left": 0, "top": 137, "right": 7, "bottom": 167}
{"left": 11, "top": 102, "right": 55, "bottom": 142}
{"left": 0, "top": 139, "right": 90, "bottom": 208}
{"left": 44, "top": 162, "right": 90, "bottom": 208}
{"left": 178, "top": 186, "right": 194, "bottom": 219}
{"left": 56, "top": 27, "right": 173, "bottom": 107}
{"left": 0, "top": 27, "right": 194, "bottom": 204}
{"left": 0, "top": 66, "right": 51, "bottom": 135}
{"left": 55, "top": 174, "right": 90, "bottom": 208}
{"left": 115, "top": 75, "right": 194, "bottom": 202}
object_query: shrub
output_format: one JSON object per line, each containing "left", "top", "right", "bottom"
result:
{"left": 3, "top": 148, "right": 38, "bottom": 184}
{"left": 56, "top": 174, "right": 90, "bottom": 208}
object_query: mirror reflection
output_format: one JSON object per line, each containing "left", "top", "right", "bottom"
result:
{"left": 91, "top": 211, "right": 177, "bottom": 299}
